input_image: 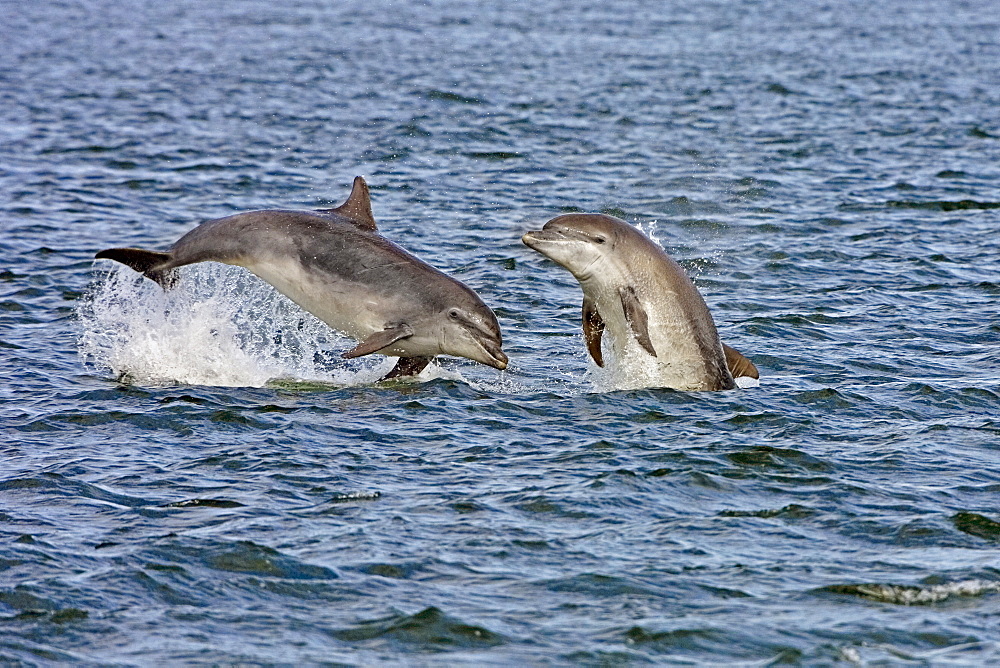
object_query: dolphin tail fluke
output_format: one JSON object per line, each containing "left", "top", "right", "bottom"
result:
{"left": 722, "top": 343, "right": 759, "bottom": 379}
{"left": 95, "top": 248, "right": 177, "bottom": 288}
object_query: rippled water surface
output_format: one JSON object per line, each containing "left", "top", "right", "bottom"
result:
{"left": 3, "top": 0, "right": 1000, "bottom": 664}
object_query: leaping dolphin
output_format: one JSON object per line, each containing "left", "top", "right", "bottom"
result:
{"left": 95, "top": 177, "right": 507, "bottom": 380}
{"left": 522, "top": 213, "right": 756, "bottom": 392}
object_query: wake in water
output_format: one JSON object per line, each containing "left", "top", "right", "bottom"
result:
{"left": 77, "top": 264, "right": 397, "bottom": 388}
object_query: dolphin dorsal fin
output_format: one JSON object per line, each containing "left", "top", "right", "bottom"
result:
{"left": 319, "top": 176, "right": 377, "bottom": 231}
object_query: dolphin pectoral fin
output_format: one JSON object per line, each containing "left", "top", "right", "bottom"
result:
{"left": 380, "top": 356, "right": 434, "bottom": 380}
{"left": 722, "top": 343, "right": 759, "bottom": 379}
{"left": 95, "top": 247, "right": 177, "bottom": 288}
{"left": 582, "top": 296, "right": 606, "bottom": 367}
{"left": 618, "top": 286, "right": 656, "bottom": 357}
{"left": 317, "top": 176, "right": 377, "bottom": 231}
{"left": 342, "top": 323, "right": 414, "bottom": 359}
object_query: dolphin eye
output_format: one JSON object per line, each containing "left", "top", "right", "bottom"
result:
{"left": 448, "top": 308, "right": 462, "bottom": 320}
{"left": 593, "top": 236, "right": 607, "bottom": 244}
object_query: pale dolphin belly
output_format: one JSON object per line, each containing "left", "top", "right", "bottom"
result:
{"left": 243, "top": 254, "right": 447, "bottom": 358}
{"left": 243, "top": 254, "right": 386, "bottom": 341}
{"left": 587, "top": 280, "right": 728, "bottom": 391}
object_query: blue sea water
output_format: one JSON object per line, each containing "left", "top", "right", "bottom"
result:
{"left": 2, "top": 0, "right": 1000, "bottom": 663}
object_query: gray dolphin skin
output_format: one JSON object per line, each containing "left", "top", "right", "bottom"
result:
{"left": 522, "top": 213, "right": 757, "bottom": 392}
{"left": 95, "top": 177, "right": 507, "bottom": 380}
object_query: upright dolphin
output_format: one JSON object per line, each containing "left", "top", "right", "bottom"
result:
{"left": 522, "top": 213, "right": 756, "bottom": 392}
{"left": 96, "top": 177, "right": 507, "bottom": 380}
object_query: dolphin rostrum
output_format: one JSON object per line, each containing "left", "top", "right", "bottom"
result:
{"left": 95, "top": 177, "right": 507, "bottom": 380}
{"left": 522, "top": 213, "right": 756, "bottom": 391}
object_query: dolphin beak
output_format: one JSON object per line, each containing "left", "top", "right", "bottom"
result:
{"left": 481, "top": 339, "right": 508, "bottom": 370}
{"left": 521, "top": 228, "right": 569, "bottom": 250}
{"left": 521, "top": 230, "right": 546, "bottom": 249}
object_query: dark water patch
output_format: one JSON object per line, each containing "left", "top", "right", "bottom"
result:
{"left": 171, "top": 162, "right": 236, "bottom": 173}
{"left": 513, "top": 496, "right": 598, "bottom": 520}
{"left": 396, "top": 121, "right": 433, "bottom": 137}
{"left": 160, "top": 499, "right": 245, "bottom": 509}
{"left": 0, "top": 473, "right": 154, "bottom": 509}
{"left": 463, "top": 151, "right": 523, "bottom": 161}
{"left": 698, "top": 584, "right": 754, "bottom": 599}
{"left": 726, "top": 446, "right": 833, "bottom": 473}
{"left": 0, "top": 558, "right": 23, "bottom": 571}
{"left": 836, "top": 514, "right": 971, "bottom": 549}
{"left": 630, "top": 409, "right": 682, "bottom": 424}
{"left": 969, "top": 126, "right": 998, "bottom": 139}
{"left": 621, "top": 625, "right": 721, "bottom": 652}
{"left": 563, "top": 649, "right": 648, "bottom": 663}
{"left": 119, "top": 178, "right": 160, "bottom": 190}
{"left": 723, "top": 411, "right": 788, "bottom": 427}
{"left": 588, "top": 468, "right": 650, "bottom": 490}
{"left": 975, "top": 281, "right": 1000, "bottom": 295}
{"left": 358, "top": 562, "right": 426, "bottom": 579}
{"left": 618, "top": 624, "right": 801, "bottom": 663}
{"left": 791, "top": 388, "right": 857, "bottom": 409}
{"left": 719, "top": 504, "right": 817, "bottom": 520}
{"left": 541, "top": 573, "right": 669, "bottom": 600}
{"left": 48, "top": 608, "right": 88, "bottom": 624}
{"left": 104, "top": 159, "right": 139, "bottom": 170}
{"left": 13, "top": 410, "right": 196, "bottom": 435}
{"left": 953, "top": 512, "right": 1000, "bottom": 540}
{"left": 207, "top": 409, "right": 276, "bottom": 430}
{"left": 148, "top": 539, "right": 337, "bottom": 580}
{"left": 421, "top": 89, "right": 485, "bottom": 105}
{"left": 743, "top": 315, "right": 834, "bottom": 341}
{"left": 0, "top": 588, "right": 59, "bottom": 614}
{"left": 39, "top": 143, "right": 136, "bottom": 155}
{"left": 765, "top": 82, "right": 796, "bottom": 95}
{"left": 330, "top": 606, "right": 506, "bottom": 650}
{"left": 126, "top": 568, "right": 205, "bottom": 607}
{"left": 887, "top": 200, "right": 1000, "bottom": 211}
{"left": 451, "top": 499, "right": 488, "bottom": 514}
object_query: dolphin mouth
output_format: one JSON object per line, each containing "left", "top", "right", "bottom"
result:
{"left": 522, "top": 227, "right": 585, "bottom": 249}
{"left": 521, "top": 229, "right": 560, "bottom": 248}
{"left": 478, "top": 337, "right": 508, "bottom": 370}
{"left": 451, "top": 310, "right": 508, "bottom": 371}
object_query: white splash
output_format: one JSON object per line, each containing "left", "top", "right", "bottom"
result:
{"left": 77, "top": 263, "right": 394, "bottom": 388}
{"left": 634, "top": 218, "right": 663, "bottom": 247}
{"left": 588, "top": 345, "right": 674, "bottom": 393}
